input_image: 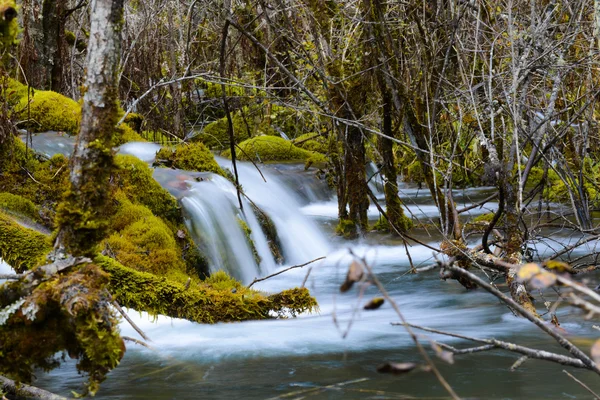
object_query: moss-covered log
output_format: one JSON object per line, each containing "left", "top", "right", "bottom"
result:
{"left": 97, "top": 255, "right": 318, "bottom": 323}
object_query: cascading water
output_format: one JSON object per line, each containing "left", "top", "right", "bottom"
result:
{"left": 215, "top": 156, "right": 330, "bottom": 266}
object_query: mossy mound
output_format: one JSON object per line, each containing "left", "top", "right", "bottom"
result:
{"left": 199, "top": 111, "right": 252, "bottom": 149}
{"left": 223, "top": 136, "right": 327, "bottom": 163}
{"left": 156, "top": 142, "right": 226, "bottom": 176}
{"left": 0, "top": 211, "right": 51, "bottom": 273}
{"left": 16, "top": 89, "right": 81, "bottom": 134}
{"left": 0, "top": 137, "right": 70, "bottom": 226}
{"left": 104, "top": 196, "right": 189, "bottom": 282}
{"left": 0, "top": 263, "right": 124, "bottom": 396}
{"left": 0, "top": 192, "right": 40, "bottom": 222}
{"left": 336, "top": 218, "right": 358, "bottom": 239}
{"left": 114, "top": 123, "right": 146, "bottom": 146}
{"left": 114, "top": 154, "right": 181, "bottom": 226}
{"left": 97, "top": 256, "right": 318, "bottom": 323}
{"left": 293, "top": 133, "right": 328, "bottom": 154}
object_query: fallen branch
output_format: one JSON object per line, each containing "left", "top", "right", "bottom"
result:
{"left": 247, "top": 257, "right": 326, "bottom": 288}
{"left": 442, "top": 263, "right": 600, "bottom": 374}
{"left": 398, "top": 324, "right": 588, "bottom": 369}
{"left": 0, "top": 374, "right": 67, "bottom": 400}
{"left": 111, "top": 299, "right": 151, "bottom": 342}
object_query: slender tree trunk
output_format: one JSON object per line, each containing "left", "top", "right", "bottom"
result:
{"left": 57, "top": 0, "right": 124, "bottom": 256}
{"left": 378, "top": 87, "right": 409, "bottom": 234}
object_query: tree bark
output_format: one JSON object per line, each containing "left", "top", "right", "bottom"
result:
{"left": 57, "top": 0, "right": 124, "bottom": 255}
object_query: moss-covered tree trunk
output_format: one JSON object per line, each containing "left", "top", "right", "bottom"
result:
{"left": 378, "top": 87, "right": 409, "bottom": 234}
{"left": 57, "top": 0, "right": 124, "bottom": 255}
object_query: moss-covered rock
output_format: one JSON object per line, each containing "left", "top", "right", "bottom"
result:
{"left": 16, "top": 89, "right": 81, "bottom": 134}
{"left": 156, "top": 142, "right": 225, "bottom": 176}
{"left": 0, "top": 192, "right": 40, "bottom": 222}
{"left": 114, "top": 154, "right": 181, "bottom": 226}
{"left": 97, "top": 256, "right": 318, "bottom": 323}
{"left": 293, "top": 132, "right": 328, "bottom": 154}
{"left": 223, "top": 136, "right": 327, "bottom": 163}
{"left": 0, "top": 211, "right": 51, "bottom": 273}
{"left": 199, "top": 111, "right": 252, "bottom": 149}
{"left": 104, "top": 196, "right": 188, "bottom": 282}
{"left": 336, "top": 218, "right": 358, "bottom": 239}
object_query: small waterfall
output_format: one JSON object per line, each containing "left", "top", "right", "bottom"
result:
{"left": 216, "top": 157, "right": 330, "bottom": 265}
{"left": 366, "top": 162, "right": 384, "bottom": 198}
{"left": 181, "top": 175, "right": 275, "bottom": 283}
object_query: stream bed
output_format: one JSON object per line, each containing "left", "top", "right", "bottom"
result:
{"left": 12, "top": 135, "right": 600, "bottom": 399}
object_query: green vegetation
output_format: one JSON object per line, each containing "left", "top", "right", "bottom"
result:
{"left": 16, "top": 89, "right": 81, "bottom": 134}
{"left": 0, "top": 211, "right": 50, "bottom": 273}
{"left": 104, "top": 196, "right": 189, "bottom": 282}
{"left": 223, "top": 136, "right": 327, "bottom": 163}
{"left": 156, "top": 142, "right": 226, "bottom": 176}
{"left": 0, "top": 263, "right": 124, "bottom": 396}
{"left": 0, "top": 192, "right": 40, "bottom": 222}
{"left": 114, "top": 154, "right": 182, "bottom": 226}
{"left": 98, "top": 256, "right": 318, "bottom": 323}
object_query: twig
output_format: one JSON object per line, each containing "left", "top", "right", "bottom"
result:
{"left": 122, "top": 336, "right": 153, "bottom": 350}
{"left": 400, "top": 323, "right": 588, "bottom": 369}
{"left": 0, "top": 375, "right": 66, "bottom": 400}
{"left": 510, "top": 356, "right": 529, "bottom": 371}
{"left": 111, "top": 299, "right": 151, "bottom": 342}
{"left": 264, "top": 378, "right": 369, "bottom": 400}
{"left": 247, "top": 257, "right": 326, "bottom": 288}
{"left": 563, "top": 370, "right": 600, "bottom": 399}
{"left": 0, "top": 273, "right": 22, "bottom": 280}
{"left": 358, "top": 255, "right": 461, "bottom": 400}
{"left": 443, "top": 264, "right": 600, "bottom": 374}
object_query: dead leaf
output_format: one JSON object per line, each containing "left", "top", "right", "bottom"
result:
{"left": 517, "top": 263, "right": 542, "bottom": 281}
{"left": 340, "top": 260, "right": 364, "bottom": 293}
{"left": 590, "top": 339, "right": 600, "bottom": 364}
{"left": 377, "top": 362, "right": 417, "bottom": 374}
{"left": 364, "top": 297, "right": 385, "bottom": 310}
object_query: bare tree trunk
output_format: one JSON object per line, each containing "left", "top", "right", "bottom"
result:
{"left": 19, "top": 0, "right": 65, "bottom": 91}
{"left": 57, "top": 0, "right": 124, "bottom": 256}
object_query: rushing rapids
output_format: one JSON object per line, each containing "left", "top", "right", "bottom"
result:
{"left": 5, "top": 134, "right": 600, "bottom": 399}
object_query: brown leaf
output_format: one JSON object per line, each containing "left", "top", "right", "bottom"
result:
{"left": 590, "top": 339, "right": 600, "bottom": 364}
{"left": 364, "top": 297, "right": 385, "bottom": 310}
{"left": 340, "top": 260, "right": 364, "bottom": 293}
{"left": 377, "top": 362, "right": 417, "bottom": 374}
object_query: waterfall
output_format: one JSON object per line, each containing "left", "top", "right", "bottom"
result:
{"left": 215, "top": 156, "right": 330, "bottom": 266}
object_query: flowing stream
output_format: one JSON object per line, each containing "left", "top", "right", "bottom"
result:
{"left": 9, "top": 135, "right": 600, "bottom": 398}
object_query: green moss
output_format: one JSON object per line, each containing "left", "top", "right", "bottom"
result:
{"left": 464, "top": 212, "right": 495, "bottom": 233}
{"left": 113, "top": 123, "right": 146, "bottom": 145}
{"left": 96, "top": 255, "right": 318, "bottom": 323}
{"left": 104, "top": 213, "right": 188, "bottom": 281}
{"left": 15, "top": 89, "right": 81, "bottom": 134}
{"left": 238, "top": 217, "right": 260, "bottom": 265}
{"left": 0, "top": 263, "right": 124, "bottom": 396}
{"left": 0, "top": 211, "right": 50, "bottom": 273}
{"left": 0, "top": 1, "right": 18, "bottom": 51}
{"left": 64, "top": 29, "right": 87, "bottom": 52}
{"left": 336, "top": 218, "right": 358, "bottom": 239}
{"left": 223, "top": 136, "right": 327, "bottom": 163}
{"left": 123, "top": 112, "right": 144, "bottom": 133}
{"left": 293, "top": 132, "right": 328, "bottom": 154}
{"left": 199, "top": 111, "right": 252, "bottom": 149}
{"left": 0, "top": 192, "right": 40, "bottom": 222}
{"left": 114, "top": 154, "right": 182, "bottom": 226}
{"left": 156, "top": 142, "right": 226, "bottom": 176}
